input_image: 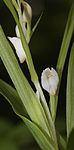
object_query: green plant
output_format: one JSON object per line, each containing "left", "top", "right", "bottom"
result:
{"left": 0, "top": 0, "right": 74, "bottom": 150}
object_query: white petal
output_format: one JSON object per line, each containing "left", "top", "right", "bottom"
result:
{"left": 41, "top": 67, "right": 59, "bottom": 95}
{"left": 15, "top": 24, "right": 27, "bottom": 43}
{"left": 15, "top": 25, "right": 20, "bottom": 38}
{"left": 8, "top": 37, "right": 26, "bottom": 63}
{"left": 41, "top": 68, "right": 50, "bottom": 93}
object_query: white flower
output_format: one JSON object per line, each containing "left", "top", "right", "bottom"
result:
{"left": 8, "top": 25, "right": 26, "bottom": 63}
{"left": 41, "top": 67, "right": 59, "bottom": 95}
{"left": 8, "top": 37, "right": 26, "bottom": 63}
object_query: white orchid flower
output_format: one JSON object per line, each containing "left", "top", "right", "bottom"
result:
{"left": 8, "top": 25, "right": 26, "bottom": 63}
{"left": 8, "top": 36, "right": 26, "bottom": 63}
{"left": 41, "top": 67, "right": 59, "bottom": 95}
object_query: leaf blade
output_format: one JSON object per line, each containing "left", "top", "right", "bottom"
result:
{"left": 0, "top": 79, "right": 27, "bottom": 116}
{"left": 66, "top": 42, "right": 74, "bottom": 138}
{"left": 67, "top": 128, "right": 74, "bottom": 150}
{"left": 57, "top": 4, "right": 74, "bottom": 77}
{"left": 22, "top": 116, "right": 55, "bottom": 150}
{"left": 31, "top": 12, "right": 43, "bottom": 37}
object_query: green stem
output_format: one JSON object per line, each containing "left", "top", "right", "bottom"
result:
{"left": 35, "top": 82, "right": 59, "bottom": 148}
{"left": 12, "top": 0, "right": 19, "bottom": 11}
{"left": 50, "top": 94, "right": 58, "bottom": 122}
{"left": 50, "top": 95, "right": 56, "bottom": 122}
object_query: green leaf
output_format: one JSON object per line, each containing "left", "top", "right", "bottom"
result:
{"left": 0, "top": 80, "right": 56, "bottom": 150}
{"left": 0, "top": 25, "right": 50, "bottom": 135}
{"left": 57, "top": 4, "right": 74, "bottom": 77}
{"left": 57, "top": 131, "right": 66, "bottom": 150}
{"left": 54, "top": 4, "right": 74, "bottom": 122}
{"left": 67, "top": 128, "right": 74, "bottom": 150}
{"left": 21, "top": 116, "right": 55, "bottom": 150}
{"left": 66, "top": 43, "right": 74, "bottom": 138}
{"left": 9, "top": 119, "right": 55, "bottom": 150}
{"left": 0, "top": 79, "right": 27, "bottom": 117}
{"left": 31, "top": 12, "right": 43, "bottom": 37}
{"left": 58, "top": 135, "right": 66, "bottom": 150}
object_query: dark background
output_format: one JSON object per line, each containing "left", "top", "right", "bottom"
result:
{"left": 0, "top": 0, "right": 74, "bottom": 138}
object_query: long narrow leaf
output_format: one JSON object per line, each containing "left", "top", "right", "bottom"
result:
{"left": 66, "top": 43, "right": 74, "bottom": 138}
{"left": 67, "top": 129, "right": 74, "bottom": 150}
{"left": 57, "top": 131, "right": 66, "bottom": 150}
{"left": 53, "top": 4, "right": 74, "bottom": 122}
{"left": 31, "top": 12, "right": 43, "bottom": 37}
{"left": 0, "top": 80, "right": 56, "bottom": 150}
{"left": 21, "top": 116, "right": 55, "bottom": 150}
{"left": 0, "top": 80, "right": 56, "bottom": 149}
{"left": 57, "top": 4, "right": 74, "bottom": 77}
{"left": 0, "top": 79, "right": 27, "bottom": 117}
{"left": 0, "top": 25, "right": 49, "bottom": 134}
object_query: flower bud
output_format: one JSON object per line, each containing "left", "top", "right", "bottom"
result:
{"left": 41, "top": 67, "right": 59, "bottom": 95}
{"left": 22, "top": 1, "right": 32, "bottom": 43}
{"left": 22, "top": 1, "right": 32, "bottom": 24}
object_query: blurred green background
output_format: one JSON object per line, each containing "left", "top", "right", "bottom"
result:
{"left": 0, "top": 0, "right": 74, "bottom": 149}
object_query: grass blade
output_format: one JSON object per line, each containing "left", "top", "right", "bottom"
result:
{"left": 66, "top": 43, "right": 74, "bottom": 138}
{"left": 67, "top": 129, "right": 74, "bottom": 150}
{"left": 52, "top": 4, "right": 74, "bottom": 122}
{"left": 22, "top": 116, "right": 55, "bottom": 150}
{"left": 31, "top": 12, "right": 43, "bottom": 37}
{"left": 0, "top": 79, "right": 27, "bottom": 116}
{"left": 57, "top": 4, "right": 74, "bottom": 77}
